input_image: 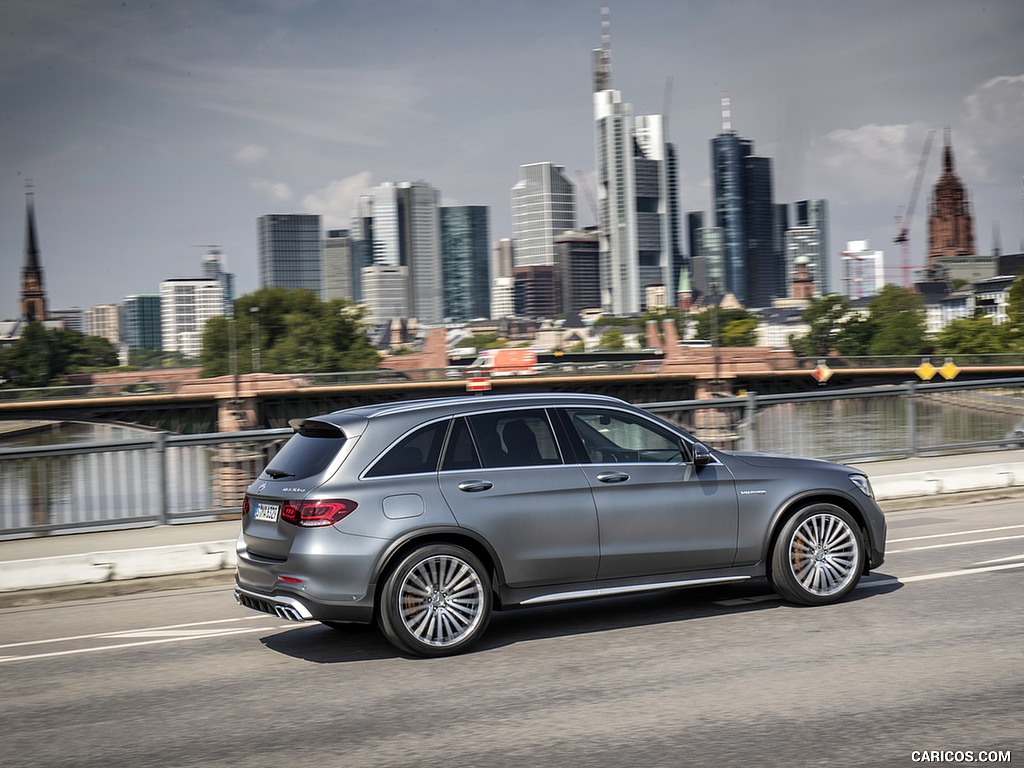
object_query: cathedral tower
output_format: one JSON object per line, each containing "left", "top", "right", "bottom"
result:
{"left": 927, "top": 128, "right": 975, "bottom": 269}
{"left": 20, "top": 185, "right": 49, "bottom": 322}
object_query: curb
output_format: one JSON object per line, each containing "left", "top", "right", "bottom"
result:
{"left": 0, "top": 540, "right": 236, "bottom": 593}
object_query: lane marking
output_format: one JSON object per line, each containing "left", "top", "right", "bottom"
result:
{"left": 888, "top": 533, "right": 1024, "bottom": 554}
{"left": 860, "top": 561, "right": 1024, "bottom": 587}
{"left": 0, "top": 616, "right": 269, "bottom": 651}
{"left": 974, "top": 553, "right": 1024, "bottom": 565}
{"left": 889, "top": 524, "right": 1024, "bottom": 544}
{"left": 0, "top": 625, "right": 291, "bottom": 664}
{"left": 714, "top": 562, "right": 1024, "bottom": 606}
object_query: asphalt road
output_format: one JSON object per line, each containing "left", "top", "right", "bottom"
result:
{"left": 2, "top": 499, "right": 1022, "bottom": 768}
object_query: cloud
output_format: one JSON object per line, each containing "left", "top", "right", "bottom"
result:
{"left": 235, "top": 144, "right": 268, "bottom": 166}
{"left": 250, "top": 179, "right": 293, "bottom": 201}
{"left": 302, "top": 172, "right": 375, "bottom": 228}
{"left": 803, "top": 122, "right": 934, "bottom": 208}
{"left": 961, "top": 73, "right": 1024, "bottom": 184}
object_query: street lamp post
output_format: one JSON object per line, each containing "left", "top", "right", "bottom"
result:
{"left": 250, "top": 306, "right": 260, "bottom": 373}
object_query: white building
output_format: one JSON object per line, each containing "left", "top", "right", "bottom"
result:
{"left": 355, "top": 181, "right": 443, "bottom": 325}
{"left": 841, "top": 240, "right": 885, "bottom": 300}
{"left": 361, "top": 266, "right": 409, "bottom": 325}
{"left": 160, "top": 278, "right": 227, "bottom": 360}
{"left": 511, "top": 163, "right": 576, "bottom": 268}
{"left": 87, "top": 304, "right": 122, "bottom": 345}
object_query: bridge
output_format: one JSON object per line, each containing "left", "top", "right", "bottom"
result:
{"left": 2, "top": 351, "right": 1024, "bottom": 435}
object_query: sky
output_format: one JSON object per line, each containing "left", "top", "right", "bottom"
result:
{"left": 1, "top": 0, "right": 1023, "bottom": 317}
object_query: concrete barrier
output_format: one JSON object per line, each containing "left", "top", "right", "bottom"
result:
{"left": 0, "top": 540, "right": 236, "bottom": 592}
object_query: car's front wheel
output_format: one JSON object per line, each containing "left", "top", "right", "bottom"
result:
{"left": 771, "top": 504, "right": 864, "bottom": 605}
{"left": 379, "top": 544, "right": 492, "bottom": 657}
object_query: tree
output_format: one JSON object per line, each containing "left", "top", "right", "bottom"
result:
{"left": 693, "top": 307, "right": 759, "bottom": 346}
{"left": 865, "top": 284, "right": 927, "bottom": 356}
{"left": 935, "top": 314, "right": 1012, "bottom": 355}
{"left": 0, "top": 323, "right": 119, "bottom": 388}
{"left": 834, "top": 314, "right": 875, "bottom": 357}
{"left": 598, "top": 327, "right": 626, "bottom": 350}
{"left": 789, "top": 294, "right": 852, "bottom": 358}
{"left": 200, "top": 289, "right": 379, "bottom": 377}
{"left": 1007, "top": 271, "right": 1024, "bottom": 333}
{"left": 720, "top": 316, "right": 758, "bottom": 347}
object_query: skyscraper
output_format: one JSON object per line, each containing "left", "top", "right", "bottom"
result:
{"left": 322, "top": 229, "right": 354, "bottom": 302}
{"left": 710, "top": 99, "right": 784, "bottom": 307}
{"left": 440, "top": 206, "right": 491, "bottom": 321}
{"left": 511, "top": 163, "right": 576, "bottom": 267}
{"left": 592, "top": 10, "right": 674, "bottom": 315}
{"left": 794, "top": 199, "right": 830, "bottom": 294}
{"left": 355, "top": 181, "right": 444, "bottom": 325}
{"left": 123, "top": 294, "right": 162, "bottom": 350}
{"left": 257, "top": 214, "right": 322, "bottom": 293}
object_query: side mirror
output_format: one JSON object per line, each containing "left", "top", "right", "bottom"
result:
{"left": 691, "top": 441, "right": 712, "bottom": 469}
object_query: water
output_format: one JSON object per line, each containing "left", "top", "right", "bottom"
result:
{"left": 0, "top": 421, "right": 224, "bottom": 537}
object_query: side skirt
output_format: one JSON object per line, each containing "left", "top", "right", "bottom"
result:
{"left": 497, "top": 565, "right": 764, "bottom": 609}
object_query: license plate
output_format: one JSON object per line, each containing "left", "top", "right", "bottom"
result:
{"left": 254, "top": 502, "right": 280, "bottom": 522}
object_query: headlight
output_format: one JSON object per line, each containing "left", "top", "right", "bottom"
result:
{"left": 849, "top": 474, "right": 874, "bottom": 498}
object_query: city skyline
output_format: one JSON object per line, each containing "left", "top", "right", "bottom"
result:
{"left": 1, "top": 0, "right": 1022, "bottom": 314}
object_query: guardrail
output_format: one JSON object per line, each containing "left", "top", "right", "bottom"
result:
{"left": 2, "top": 376, "right": 1024, "bottom": 538}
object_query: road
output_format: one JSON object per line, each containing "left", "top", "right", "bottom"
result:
{"left": 2, "top": 499, "right": 1022, "bottom": 768}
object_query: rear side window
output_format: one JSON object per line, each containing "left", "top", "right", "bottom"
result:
{"left": 467, "top": 409, "right": 561, "bottom": 468}
{"left": 366, "top": 420, "right": 449, "bottom": 477}
{"left": 263, "top": 420, "right": 346, "bottom": 480}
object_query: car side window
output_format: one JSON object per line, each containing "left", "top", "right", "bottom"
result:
{"left": 567, "top": 408, "right": 684, "bottom": 464}
{"left": 366, "top": 420, "right": 448, "bottom": 477}
{"left": 467, "top": 409, "right": 562, "bottom": 468}
{"left": 441, "top": 418, "right": 481, "bottom": 471}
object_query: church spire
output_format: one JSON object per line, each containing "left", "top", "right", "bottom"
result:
{"left": 20, "top": 181, "right": 48, "bottom": 322}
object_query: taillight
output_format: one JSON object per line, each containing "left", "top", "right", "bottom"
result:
{"left": 242, "top": 496, "right": 251, "bottom": 514}
{"left": 280, "top": 499, "right": 358, "bottom": 528}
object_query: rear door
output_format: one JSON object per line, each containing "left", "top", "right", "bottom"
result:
{"left": 561, "top": 407, "right": 739, "bottom": 579}
{"left": 438, "top": 408, "right": 600, "bottom": 587}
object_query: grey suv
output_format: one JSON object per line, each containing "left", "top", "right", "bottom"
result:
{"left": 234, "top": 393, "right": 886, "bottom": 656}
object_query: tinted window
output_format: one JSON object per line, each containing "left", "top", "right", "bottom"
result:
{"left": 366, "top": 420, "right": 448, "bottom": 477}
{"left": 263, "top": 420, "right": 345, "bottom": 480}
{"left": 567, "top": 409, "right": 684, "bottom": 464}
{"left": 441, "top": 418, "right": 481, "bottom": 471}
{"left": 467, "top": 409, "right": 561, "bottom": 468}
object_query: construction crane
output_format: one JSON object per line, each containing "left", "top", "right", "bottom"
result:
{"left": 893, "top": 130, "right": 935, "bottom": 288}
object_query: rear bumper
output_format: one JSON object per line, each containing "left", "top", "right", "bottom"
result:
{"left": 233, "top": 582, "right": 375, "bottom": 624}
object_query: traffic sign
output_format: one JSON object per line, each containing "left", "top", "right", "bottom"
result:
{"left": 810, "top": 362, "right": 833, "bottom": 384}
{"left": 916, "top": 360, "right": 937, "bottom": 381}
{"left": 939, "top": 359, "right": 960, "bottom": 380}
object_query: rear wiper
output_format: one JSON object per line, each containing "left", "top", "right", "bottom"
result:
{"left": 265, "top": 469, "right": 296, "bottom": 479}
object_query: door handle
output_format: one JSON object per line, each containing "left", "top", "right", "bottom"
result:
{"left": 596, "top": 472, "right": 630, "bottom": 484}
{"left": 457, "top": 480, "right": 493, "bottom": 493}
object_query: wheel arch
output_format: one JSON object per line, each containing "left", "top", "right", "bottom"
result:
{"left": 370, "top": 528, "right": 505, "bottom": 616}
{"left": 764, "top": 492, "right": 873, "bottom": 579}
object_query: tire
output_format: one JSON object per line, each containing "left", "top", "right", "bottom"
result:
{"left": 378, "top": 544, "right": 492, "bottom": 657}
{"left": 771, "top": 504, "right": 864, "bottom": 605}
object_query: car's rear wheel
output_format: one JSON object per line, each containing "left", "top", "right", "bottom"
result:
{"left": 379, "top": 544, "right": 491, "bottom": 657}
{"left": 771, "top": 504, "right": 864, "bottom": 605}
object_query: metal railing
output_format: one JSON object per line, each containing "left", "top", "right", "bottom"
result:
{"left": 0, "top": 429, "right": 291, "bottom": 538}
{"left": 2, "top": 376, "right": 1024, "bottom": 539}
{"left": 643, "top": 376, "right": 1024, "bottom": 462}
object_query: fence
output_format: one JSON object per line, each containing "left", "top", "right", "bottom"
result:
{"left": 2, "top": 376, "right": 1024, "bottom": 538}
{"left": 0, "top": 429, "right": 291, "bottom": 539}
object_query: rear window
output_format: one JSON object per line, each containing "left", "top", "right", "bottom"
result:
{"left": 366, "top": 420, "right": 449, "bottom": 477}
{"left": 262, "top": 420, "right": 346, "bottom": 480}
